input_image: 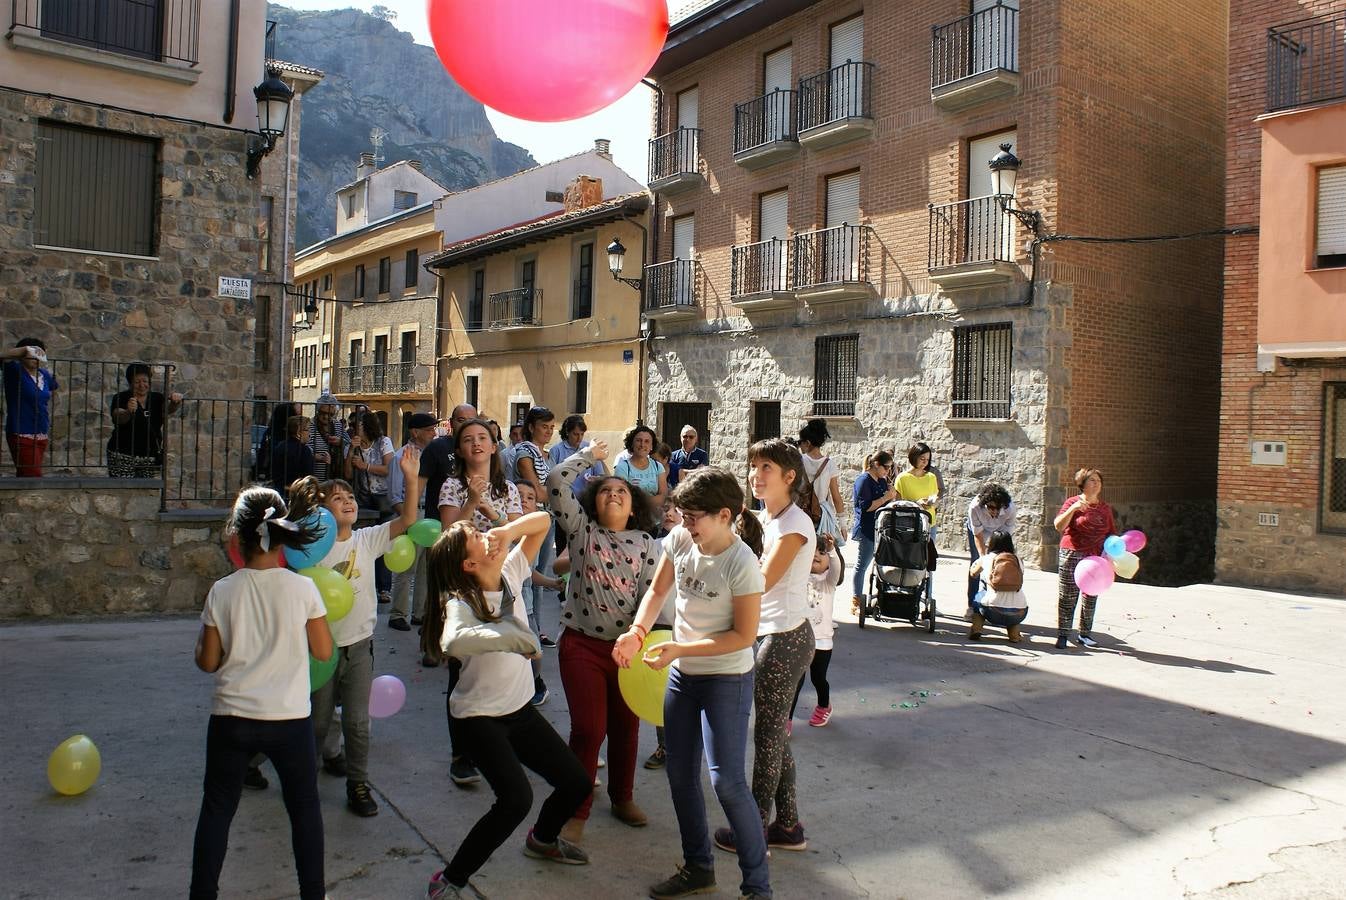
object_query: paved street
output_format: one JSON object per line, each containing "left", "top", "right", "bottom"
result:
{"left": 3, "top": 554, "right": 1344, "bottom": 899}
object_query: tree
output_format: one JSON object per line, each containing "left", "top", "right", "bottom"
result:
{"left": 370, "top": 4, "right": 396, "bottom": 21}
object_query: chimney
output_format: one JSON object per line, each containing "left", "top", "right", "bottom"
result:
{"left": 407, "top": 159, "right": 423, "bottom": 172}
{"left": 594, "top": 138, "right": 612, "bottom": 158}
{"left": 563, "top": 175, "right": 604, "bottom": 213}
{"left": 356, "top": 151, "right": 376, "bottom": 179}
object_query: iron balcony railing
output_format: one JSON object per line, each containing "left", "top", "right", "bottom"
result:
{"left": 265, "top": 17, "right": 277, "bottom": 60}
{"left": 10, "top": 0, "right": 202, "bottom": 66}
{"left": 488, "top": 287, "right": 542, "bottom": 328}
{"left": 797, "top": 61, "right": 874, "bottom": 131}
{"left": 731, "top": 238, "right": 792, "bottom": 296}
{"left": 336, "top": 361, "right": 415, "bottom": 395}
{"left": 931, "top": 1, "right": 1019, "bottom": 91}
{"left": 734, "top": 89, "right": 797, "bottom": 153}
{"left": 643, "top": 259, "right": 698, "bottom": 314}
{"left": 793, "top": 224, "right": 872, "bottom": 288}
{"left": 1267, "top": 12, "right": 1346, "bottom": 112}
{"left": 928, "top": 196, "right": 1017, "bottom": 269}
{"left": 648, "top": 127, "right": 701, "bottom": 183}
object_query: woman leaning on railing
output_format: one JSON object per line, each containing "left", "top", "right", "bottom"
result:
{"left": 108, "top": 362, "right": 183, "bottom": 478}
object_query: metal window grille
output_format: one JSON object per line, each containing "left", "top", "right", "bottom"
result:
{"left": 404, "top": 249, "right": 418, "bottom": 288}
{"left": 1325, "top": 384, "right": 1346, "bottom": 526}
{"left": 812, "top": 334, "right": 858, "bottom": 417}
{"left": 952, "top": 323, "right": 1012, "bottom": 419}
{"left": 488, "top": 288, "right": 542, "bottom": 328}
{"left": 35, "top": 121, "right": 158, "bottom": 256}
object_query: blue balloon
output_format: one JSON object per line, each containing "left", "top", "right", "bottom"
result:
{"left": 286, "top": 507, "right": 337, "bottom": 569}
{"left": 1102, "top": 535, "right": 1127, "bottom": 560}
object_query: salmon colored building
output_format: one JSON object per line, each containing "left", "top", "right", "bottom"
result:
{"left": 1217, "top": 1, "right": 1346, "bottom": 594}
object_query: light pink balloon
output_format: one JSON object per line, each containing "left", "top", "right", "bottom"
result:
{"left": 1122, "top": 529, "right": 1147, "bottom": 553}
{"left": 369, "top": 675, "right": 406, "bottom": 719}
{"left": 1074, "top": 555, "right": 1116, "bottom": 596}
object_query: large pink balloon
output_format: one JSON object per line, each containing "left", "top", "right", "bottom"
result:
{"left": 427, "top": 0, "right": 669, "bottom": 122}
{"left": 1074, "top": 555, "right": 1116, "bottom": 596}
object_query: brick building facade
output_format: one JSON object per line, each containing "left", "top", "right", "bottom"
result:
{"left": 1217, "top": 0, "right": 1346, "bottom": 595}
{"left": 641, "top": 0, "right": 1226, "bottom": 582}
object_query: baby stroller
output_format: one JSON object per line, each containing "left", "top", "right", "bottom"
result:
{"left": 861, "top": 500, "right": 935, "bottom": 632}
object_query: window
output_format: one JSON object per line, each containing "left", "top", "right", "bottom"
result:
{"left": 573, "top": 242, "right": 594, "bottom": 319}
{"left": 1317, "top": 165, "right": 1346, "bottom": 269}
{"left": 322, "top": 273, "right": 333, "bottom": 293}
{"left": 520, "top": 258, "right": 537, "bottom": 321}
{"left": 35, "top": 121, "right": 157, "bottom": 256}
{"left": 259, "top": 196, "right": 274, "bottom": 271}
{"left": 405, "top": 248, "right": 419, "bottom": 289}
{"left": 570, "top": 368, "right": 590, "bottom": 414}
{"left": 812, "top": 334, "right": 858, "bottom": 416}
{"left": 349, "top": 338, "right": 363, "bottom": 368}
{"left": 468, "top": 269, "right": 485, "bottom": 331}
{"left": 465, "top": 374, "right": 480, "bottom": 410}
{"left": 378, "top": 256, "right": 391, "bottom": 294}
{"left": 750, "top": 401, "right": 781, "bottom": 444}
{"left": 343, "top": 192, "right": 356, "bottom": 219}
{"left": 254, "top": 295, "right": 271, "bottom": 372}
{"left": 952, "top": 323, "right": 1013, "bottom": 419}
{"left": 400, "top": 330, "right": 417, "bottom": 390}
{"left": 1323, "top": 383, "right": 1346, "bottom": 533}
{"left": 394, "top": 190, "right": 419, "bottom": 210}
{"left": 322, "top": 340, "right": 330, "bottom": 360}
{"left": 292, "top": 347, "right": 300, "bottom": 381}
{"left": 40, "top": 0, "right": 163, "bottom": 59}
{"left": 354, "top": 264, "right": 366, "bottom": 299}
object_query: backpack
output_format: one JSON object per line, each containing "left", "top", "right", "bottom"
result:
{"left": 988, "top": 552, "right": 1024, "bottom": 592}
{"left": 797, "top": 456, "right": 828, "bottom": 526}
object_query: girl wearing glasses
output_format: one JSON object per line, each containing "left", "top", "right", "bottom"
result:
{"left": 966, "top": 483, "right": 1016, "bottom": 616}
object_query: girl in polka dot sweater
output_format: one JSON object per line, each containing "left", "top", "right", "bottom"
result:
{"left": 544, "top": 440, "right": 660, "bottom": 844}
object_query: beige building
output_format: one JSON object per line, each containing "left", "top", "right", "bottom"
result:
{"left": 429, "top": 184, "right": 650, "bottom": 447}
{"left": 292, "top": 158, "right": 449, "bottom": 440}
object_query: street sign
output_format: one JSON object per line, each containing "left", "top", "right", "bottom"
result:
{"left": 217, "top": 276, "right": 252, "bottom": 299}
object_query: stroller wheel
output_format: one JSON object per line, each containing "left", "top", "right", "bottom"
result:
{"left": 926, "top": 600, "right": 937, "bottom": 633}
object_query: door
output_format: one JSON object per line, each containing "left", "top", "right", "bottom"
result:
{"left": 676, "top": 87, "right": 699, "bottom": 175}
{"left": 373, "top": 335, "right": 389, "bottom": 391}
{"left": 399, "top": 331, "right": 416, "bottom": 390}
{"left": 757, "top": 190, "right": 789, "bottom": 292}
{"left": 823, "top": 171, "right": 861, "bottom": 283}
{"left": 660, "top": 402, "right": 712, "bottom": 458}
{"left": 763, "top": 46, "right": 792, "bottom": 141}
{"left": 672, "top": 215, "right": 695, "bottom": 306}
{"left": 828, "top": 15, "right": 864, "bottom": 121}
{"left": 520, "top": 259, "right": 536, "bottom": 322}
{"left": 968, "top": 130, "right": 1016, "bottom": 262}
{"left": 972, "top": 0, "right": 1019, "bottom": 76}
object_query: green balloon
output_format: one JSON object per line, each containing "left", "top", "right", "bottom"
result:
{"left": 385, "top": 534, "right": 417, "bottom": 573}
{"left": 408, "top": 518, "right": 442, "bottom": 548}
{"left": 309, "top": 652, "right": 338, "bottom": 692}
{"left": 300, "top": 566, "right": 354, "bottom": 622}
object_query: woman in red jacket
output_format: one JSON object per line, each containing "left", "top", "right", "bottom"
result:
{"left": 1052, "top": 468, "right": 1115, "bottom": 650}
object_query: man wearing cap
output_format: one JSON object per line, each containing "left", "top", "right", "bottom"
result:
{"left": 387, "top": 412, "right": 438, "bottom": 632}
{"left": 307, "top": 392, "right": 349, "bottom": 482}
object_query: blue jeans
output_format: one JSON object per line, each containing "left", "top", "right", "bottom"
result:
{"left": 664, "top": 668, "right": 771, "bottom": 898}
{"left": 967, "top": 527, "right": 981, "bottom": 605}
{"left": 970, "top": 598, "right": 1028, "bottom": 628}
{"left": 851, "top": 533, "right": 876, "bottom": 598}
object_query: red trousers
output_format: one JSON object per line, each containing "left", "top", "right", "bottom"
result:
{"left": 557, "top": 627, "right": 640, "bottom": 819}
{"left": 6, "top": 434, "right": 48, "bottom": 477}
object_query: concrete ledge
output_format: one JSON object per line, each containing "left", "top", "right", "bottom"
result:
{"left": 0, "top": 476, "right": 159, "bottom": 491}
{"left": 8, "top": 31, "right": 201, "bottom": 84}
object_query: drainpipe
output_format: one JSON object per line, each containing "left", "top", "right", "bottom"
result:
{"left": 640, "top": 77, "right": 664, "bottom": 425}
{"left": 279, "top": 83, "right": 295, "bottom": 399}
{"left": 224, "top": 0, "right": 240, "bottom": 123}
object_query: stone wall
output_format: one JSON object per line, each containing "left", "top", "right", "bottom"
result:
{"left": 0, "top": 481, "right": 229, "bottom": 619}
{"left": 0, "top": 88, "right": 261, "bottom": 402}
{"left": 1216, "top": 501, "right": 1345, "bottom": 597}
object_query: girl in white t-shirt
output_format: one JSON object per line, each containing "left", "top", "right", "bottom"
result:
{"left": 289, "top": 446, "right": 421, "bottom": 819}
{"left": 716, "top": 438, "right": 816, "bottom": 856}
{"left": 791, "top": 535, "right": 844, "bottom": 729}
{"left": 419, "top": 511, "right": 593, "bottom": 899}
{"left": 798, "top": 418, "right": 846, "bottom": 546}
{"left": 614, "top": 468, "right": 770, "bottom": 900}
{"left": 190, "top": 485, "right": 334, "bottom": 900}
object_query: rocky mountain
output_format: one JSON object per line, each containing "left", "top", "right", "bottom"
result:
{"left": 267, "top": 4, "right": 536, "bottom": 249}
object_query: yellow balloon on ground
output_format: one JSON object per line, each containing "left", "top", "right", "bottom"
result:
{"left": 385, "top": 535, "right": 417, "bottom": 573}
{"left": 48, "top": 734, "right": 101, "bottom": 796}
{"left": 618, "top": 631, "right": 673, "bottom": 726}
{"left": 300, "top": 566, "right": 353, "bottom": 622}
{"left": 1113, "top": 551, "right": 1141, "bottom": 579}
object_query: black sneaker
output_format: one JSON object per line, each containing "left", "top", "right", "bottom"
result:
{"left": 539, "top": 633, "right": 557, "bottom": 648}
{"left": 346, "top": 780, "right": 378, "bottom": 817}
{"left": 243, "top": 766, "right": 268, "bottom": 790}
{"left": 1054, "top": 634, "right": 1069, "bottom": 650}
{"left": 450, "top": 757, "right": 481, "bottom": 786}
{"left": 644, "top": 746, "right": 666, "bottom": 770}
{"left": 649, "top": 863, "right": 716, "bottom": 898}
{"left": 411, "top": 616, "right": 423, "bottom": 626}
{"left": 322, "top": 753, "right": 347, "bottom": 777}
{"left": 531, "top": 680, "right": 549, "bottom": 707}
{"left": 388, "top": 617, "right": 411, "bottom": 632}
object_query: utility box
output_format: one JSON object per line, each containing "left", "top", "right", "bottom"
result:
{"left": 1250, "top": 440, "right": 1287, "bottom": 466}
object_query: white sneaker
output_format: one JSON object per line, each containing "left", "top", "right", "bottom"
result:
{"left": 1074, "top": 633, "right": 1099, "bottom": 648}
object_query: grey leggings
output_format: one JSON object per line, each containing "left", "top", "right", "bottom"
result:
{"left": 752, "top": 619, "right": 815, "bottom": 829}
{"left": 1057, "top": 548, "right": 1098, "bottom": 637}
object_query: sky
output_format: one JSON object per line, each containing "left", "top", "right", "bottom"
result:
{"left": 278, "top": 0, "right": 667, "bottom": 182}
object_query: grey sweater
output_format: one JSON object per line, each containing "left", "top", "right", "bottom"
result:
{"left": 546, "top": 449, "right": 656, "bottom": 641}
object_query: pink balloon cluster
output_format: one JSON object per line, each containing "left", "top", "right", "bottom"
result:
{"left": 1074, "top": 530, "right": 1148, "bottom": 595}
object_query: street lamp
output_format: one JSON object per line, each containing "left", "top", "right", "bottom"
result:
{"left": 987, "top": 142, "right": 1044, "bottom": 237}
{"left": 293, "top": 294, "right": 319, "bottom": 330}
{"left": 606, "top": 236, "right": 643, "bottom": 290}
{"left": 246, "top": 67, "right": 294, "bottom": 179}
